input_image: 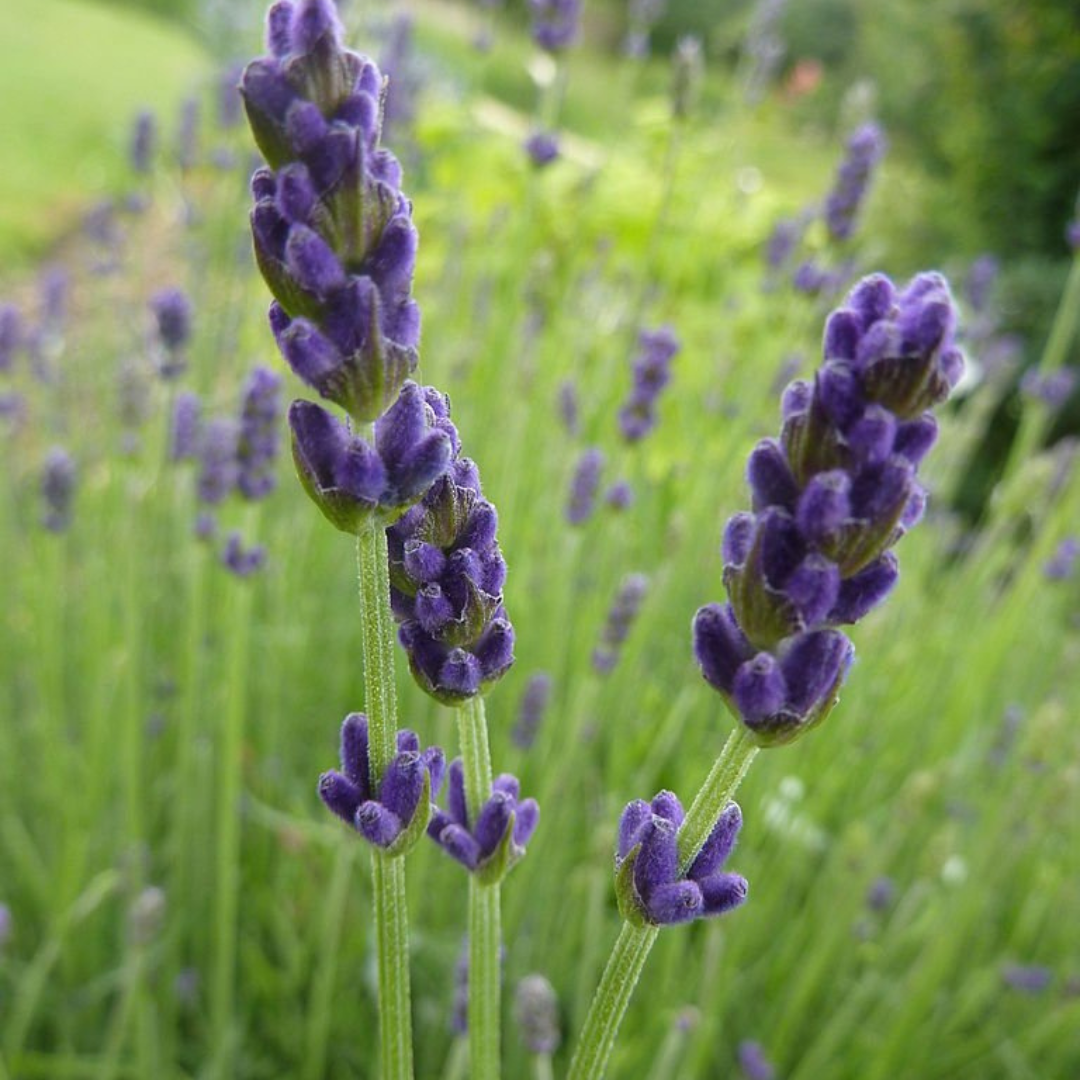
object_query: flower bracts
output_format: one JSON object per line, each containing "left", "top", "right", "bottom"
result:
{"left": 694, "top": 273, "right": 963, "bottom": 746}
{"left": 428, "top": 760, "right": 538, "bottom": 884}
{"left": 615, "top": 793, "right": 747, "bottom": 927}
{"left": 319, "top": 712, "right": 445, "bottom": 856}
{"left": 388, "top": 457, "right": 514, "bottom": 703}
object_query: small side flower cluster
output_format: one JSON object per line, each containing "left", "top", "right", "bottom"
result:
{"left": 427, "top": 760, "right": 539, "bottom": 883}
{"left": 823, "top": 123, "right": 885, "bottom": 243}
{"left": 388, "top": 457, "right": 514, "bottom": 703}
{"left": 615, "top": 793, "right": 747, "bottom": 926}
{"left": 319, "top": 713, "right": 445, "bottom": 855}
{"left": 694, "top": 273, "right": 964, "bottom": 745}
{"left": 618, "top": 326, "right": 680, "bottom": 442}
{"left": 242, "top": 0, "right": 452, "bottom": 529}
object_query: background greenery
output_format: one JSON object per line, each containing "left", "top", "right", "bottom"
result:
{"left": 1, "top": 2, "right": 1079, "bottom": 1079}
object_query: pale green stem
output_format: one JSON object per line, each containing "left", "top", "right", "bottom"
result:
{"left": 567, "top": 725, "right": 759, "bottom": 1080}
{"left": 356, "top": 516, "right": 414, "bottom": 1080}
{"left": 211, "top": 528, "right": 255, "bottom": 1075}
{"left": 456, "top": 695, "right": 500, "bottom": 1080}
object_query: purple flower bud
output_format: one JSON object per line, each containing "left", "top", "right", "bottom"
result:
{"left": 618, "top": 327, "right": 680, "bottom": 443}
{"left": 221, "top": 533, "right": 267, "bottom": 577}
{"left": 151, "top": 287, "right": 193, "bottom": 356}
{"left": 823, "top": 122, "right": 885, "bottom": 243}
{"left": 738, "top": 1040, "right": 776, "bottom": 1080}
{"left": 236, "top": 367, "right": 282, "bottom": 500}
{"left": 1001, "top": 964, "right": 1052, "bottom": 994}
{"left": 0, "top": 305, "right": 23, "bottom": 371}
{"left": 1044, "top": 536, "right": 1079, "bottom": 581}
{"left": 567, "top": 447, "right": 604, "bottom": 525}
{"left": 605, "top": 479, "right": 634, "bottom": 511}
{"left": 524, "top": 131, "right": 560, "bottom": 168}
{"left": 616, "top": 793, "right": 747, "bottom": 927}
{"left": 512, "top": 672, "right": 553, "bottom": 750}
{"left": 428, "top": 760, "right": 537, "bottom": 881}
{"left": 42, "top": 447, "right": 76, "bottom": 532}
{"left": 592, "top": 573, "right": 649, "bottom": 675}
{"left": 529, "top": 0, "right": 581, "bottom": 52}
{"left": 196, "top": 418, "right": 239, "bottom": 505}
{"left": 319, "top": 712, "right": 442, "bottom": 854}
{"left": 558, "top": 379, "right": 580, "bottom": 435}
{"left": 130, "top": 110, "right": 156, "bottom": 174}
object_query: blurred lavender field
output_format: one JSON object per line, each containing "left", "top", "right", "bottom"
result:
{"left": 1, "top": 1, "right": 1079, "bottom": 1078}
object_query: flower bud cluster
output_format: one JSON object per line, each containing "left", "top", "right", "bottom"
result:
{"left": 319, "top": 712, "right": 445, "bottom": 855}
{"left": 242, "top": 0, "right": 420, "bottom": 424}
{"left": 243, "top": 1, "right": 453, "bottom": 530}
{"left": 427, "top": 760, "right": 538, "bottom": 883}
{"left": 694, "top": 273, "right": 963, "bottom": 745}
{"left": 387, "top": 457, "right": 514, "bottom": 703}
{"left": 615, "top": 793, "right": 747, "bottom": 927}
{"left": 42, "top": 448, "right": 76, "bottom": 533}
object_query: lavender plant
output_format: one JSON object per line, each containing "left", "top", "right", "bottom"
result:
{"left": 568, "top": 272, "right": 964, "bottom": 1078}
{"left": 241, "top": 4, "right": 524, "bottom": 1077}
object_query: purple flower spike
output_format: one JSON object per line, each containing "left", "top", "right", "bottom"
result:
{"left": 615, "top": 792, "right": 748, "bottom": 927}
{"left": 170, "top": 392, "right": 202, "bottom": 462}
{"left": 236, "top": 367, "right": 283, "bottom": 500}
{"left": 427, "top": 759, "right": 538, "bottom": 882}
{"left": 567, "top": 447, "right": 604, "bottom": 525}
{"left": 592, "top": 573, "right": 649, "bottom": 675}
{"left": 242, "top": 9, "right": 423, "bottom": 423}
{"left": 824, "top": 122, "right": 886, "bottom": 243}
{"left": 319, "top": 712, "right": 444, "bottom": 856}
{"left": 696, "top": 271, "right": 960, "bottom": 746}
{"left": 618, "top": 327, "right": 680, "bottom": 444}
{"left": 388, "top": 440, "right": 514, "bottom": 703}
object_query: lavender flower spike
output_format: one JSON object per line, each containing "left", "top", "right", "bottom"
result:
{"left": 319, "top": 712, "right": 445, "bottom": 856}
{"left": 694, "top": 272, "right": 963, "bottom": 746}
{"left": 824, "top": 122, "right": 886, "bottom": 243}
{"left": 618, "top": 326, "right": 680, "bottom": 443}
{"left": 427, "top": 759, "right": 538, "bottom": 883}
{"left": 388, "top": 449, "right": 514, "bottom": 703}
{"left": 236, "top": 366, "right": 283, "bottom": 500}
{"left": 614, "top": 793, "right": 747, "bottom": 927}
{"left": 242, "top": 3, "right": 422, "bottom": 423}
{"left": 567, "top": 447, "right": 604, "bottom": 525}
{"left": 42, "top": 448, "right": 76, "bottom": 533}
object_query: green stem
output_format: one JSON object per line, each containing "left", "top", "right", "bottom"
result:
{"left": 211, "top": 540, "right": 255, "bottom": 1075}
{"left": 356, "top": 518, "right": 414, "bottom": 1080}
{"left": 567, "top": 725, "right": 759, "bottom": 1080}
{"left": 456, "top": 695, "right": 500, "bottom": 1080}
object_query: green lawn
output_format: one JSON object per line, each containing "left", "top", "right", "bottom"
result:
{"left": 0, "top": 0, "right": 208, "bottom": 269}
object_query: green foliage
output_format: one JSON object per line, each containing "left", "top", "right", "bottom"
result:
{"left": 0, "top": 0, "right": 208, "bottom": 268}
{"left": 2, "top": 5, "right": 1080, "bottom": 1080}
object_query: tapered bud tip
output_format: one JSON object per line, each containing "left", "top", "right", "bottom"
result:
{"left": 289, "top": 0, "right": 343, "bottom": 55}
